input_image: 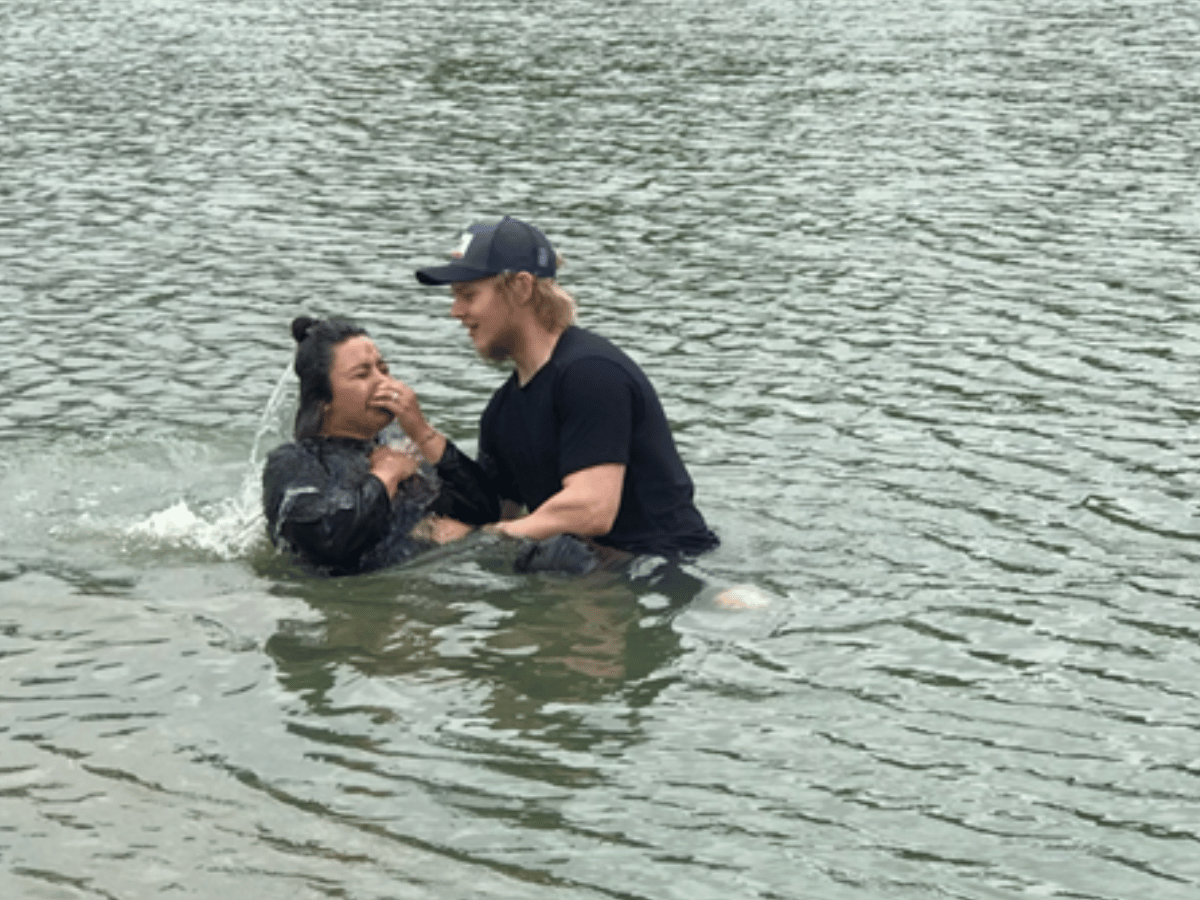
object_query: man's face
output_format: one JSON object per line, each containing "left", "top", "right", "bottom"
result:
{"left": 449, "top": 276, "right": 520, "bottom": 362}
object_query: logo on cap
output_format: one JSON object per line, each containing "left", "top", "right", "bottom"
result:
{"left": 451, "top": 231, "right": 474, "bottom": 259}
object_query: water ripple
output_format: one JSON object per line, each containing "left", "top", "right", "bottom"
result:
{"left": 4, "top": 0, "right": 1200, "bottom": 898}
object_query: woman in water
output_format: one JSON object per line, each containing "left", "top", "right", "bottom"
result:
{"left": 262, "top": 316, "right": 499, "bottom": 574}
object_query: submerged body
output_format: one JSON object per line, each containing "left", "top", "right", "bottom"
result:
{"left": 479, "top": 325, "right": 719, "bottom": 557}
{"left": 262, "top": 435, "right": 497, "bottom": 575}
{"left": 414, "top": 217, "right": 719, "bottom": 556}
{"left": 262, "top": 315, "right": 501, "bottom": 575}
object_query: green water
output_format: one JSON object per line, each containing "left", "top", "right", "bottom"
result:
{"left": 3, "top": 1, "right": 1200, "bottom": 897}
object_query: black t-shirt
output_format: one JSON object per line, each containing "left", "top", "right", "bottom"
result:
{"left": 478, "top": 326, "right": 718, "bottom": 556}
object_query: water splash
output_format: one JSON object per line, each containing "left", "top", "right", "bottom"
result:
{"left": 123, "top": 472, "right": 265, "bottom": 561}
{"left": 250, "top": 365, "right": 297, "bottom": 468}
{"left": 122, "top": 365, "right": 295, "bottom": 560}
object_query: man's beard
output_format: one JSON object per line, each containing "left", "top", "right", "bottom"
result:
{"left": 478, "top": 322, "right": 518, "bottom": 364}
{"left": 482, "top": 343, "right": 512, "bottom": 363}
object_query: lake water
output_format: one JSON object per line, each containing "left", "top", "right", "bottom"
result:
{"left": 3, "top": 1, "right": 1200, "bottom": 897}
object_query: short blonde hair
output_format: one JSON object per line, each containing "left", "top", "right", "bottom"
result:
{"left": 496, "top": 265, "right": 577, "bottom": 332}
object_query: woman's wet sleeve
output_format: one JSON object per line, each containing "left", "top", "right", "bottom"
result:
{"left": 262, "top": 444, "right": 392, "bottom": 569}
{"left": 430, "top": 440, "right": 501, "bottom": 525}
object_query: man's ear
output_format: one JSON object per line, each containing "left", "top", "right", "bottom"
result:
{"left": 512, "top": 271, "right": 535, "bottom": 305}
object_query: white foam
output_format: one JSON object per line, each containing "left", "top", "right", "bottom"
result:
{"left": 121, "top": 364, "right": 293, "bottom": 560}
{"left": 124, "top": 481, "right": 265, "bottom": 561}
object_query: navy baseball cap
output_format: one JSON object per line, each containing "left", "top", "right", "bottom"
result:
{"left": 415, "top": 216, "right": 557, "bottom": 285}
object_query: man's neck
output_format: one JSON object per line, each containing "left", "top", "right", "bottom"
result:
{"left": 511, "top": 323, "right": 567, "bottom": 387}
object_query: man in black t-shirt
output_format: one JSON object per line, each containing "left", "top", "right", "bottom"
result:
{"left": 414, "top": 216, "right": 718, "bottom": 558}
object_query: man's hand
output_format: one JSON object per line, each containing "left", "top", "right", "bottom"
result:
{"left": 370, "top": 378, "right": 446, "bottom": 463}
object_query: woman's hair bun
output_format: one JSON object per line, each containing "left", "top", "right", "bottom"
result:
{"left": 291, "top": 316, "right": 321, "bottom": 344}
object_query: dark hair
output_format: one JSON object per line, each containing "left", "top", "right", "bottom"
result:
{"left": 290, "top": 316, "right": 369, "bottom": 439}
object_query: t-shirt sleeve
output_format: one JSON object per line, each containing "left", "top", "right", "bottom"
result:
{"left": 431, "top": 439, "right": 502, "bottom": 525}
{"left": 555, "top": 356, "right": 636, "bottom": 477}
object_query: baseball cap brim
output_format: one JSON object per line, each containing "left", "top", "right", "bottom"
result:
{"left": 414, "top": 261, "right": 493, "bottom": 286}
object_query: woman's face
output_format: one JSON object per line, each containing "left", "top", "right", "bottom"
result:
{"left": 319, "top": 336, "right": 394, "bottom": 440}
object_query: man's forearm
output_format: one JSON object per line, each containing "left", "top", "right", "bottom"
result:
{"left": 496, "top": 464, "right": 624, "bottom": 541}
{"left": 499, "top": 492, "right": 610, "bottom": 540}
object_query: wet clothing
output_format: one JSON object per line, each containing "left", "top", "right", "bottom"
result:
{"left": 477, "top": 326, "right": 719, "bottom": 557}
{"left": 262, "top": 436, "right": 498, "bottom": 575}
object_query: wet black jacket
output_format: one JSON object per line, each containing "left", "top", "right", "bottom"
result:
{"left": 261, "top": 436, "right": 499, "bottom": 574}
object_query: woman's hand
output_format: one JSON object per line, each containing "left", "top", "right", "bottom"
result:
{"left": 369, "top": 445, "right": 420, "bottom": 498}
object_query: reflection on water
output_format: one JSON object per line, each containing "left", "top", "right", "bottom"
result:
{"left": 3, "top": 0, "right": 1200, "bottom": 898}
{"left": 268, "top": 541, "right": 707, "bottom": 715}
{"left": 270, "top": 568, "right": 680, "bottom": 740}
